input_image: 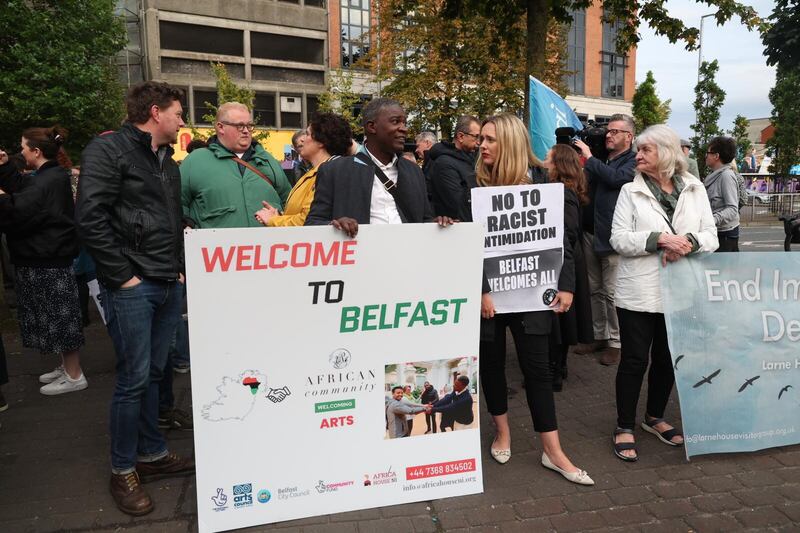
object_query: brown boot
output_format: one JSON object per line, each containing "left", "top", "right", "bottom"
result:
{"left": 574, "top": 340, "right": 606, "bottom": 355}
{"left": 599, "top": 347, "right": 621, "bottom": 366}
{"left": 109, "top": 471, "right": 154, "bottom": 516}
{"left": 137, "top": 452, "right": 195, "bottom": 483}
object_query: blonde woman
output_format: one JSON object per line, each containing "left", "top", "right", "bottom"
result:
{"left": 255, "top": 113, "right": 352, "bottom": 226}
{"left": 610, "top": 124, "right": 718, "bottom": 461}
{"left": 478, "top": 114, "right": 593, "bottom": 485}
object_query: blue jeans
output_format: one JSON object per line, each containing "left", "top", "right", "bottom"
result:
{"left": 102, "top": 279, "right": 183, "bottom": 474}
{"left": 160, "top": 287, "right": 189, "bottom": 413}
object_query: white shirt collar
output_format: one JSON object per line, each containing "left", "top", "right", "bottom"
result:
{"left": 364, "top": 143, "right": 398, "bottom": 172}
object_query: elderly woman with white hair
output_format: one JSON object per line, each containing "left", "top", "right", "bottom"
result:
{"left": 609, "top": 124, "right": 718, "bottom": 462}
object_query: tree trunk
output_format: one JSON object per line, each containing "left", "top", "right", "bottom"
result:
{"left": 525, "top": 0, "right": 551, "bottom": 126}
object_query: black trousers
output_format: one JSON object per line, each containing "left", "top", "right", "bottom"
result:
{"left": 716, "top": 236, "right": 739, "bottom": 252}
{"left": 480, "top": 314, "right": 557, "bottom": 433}
{"left": 615, "top": 307, "right": 675, "bottom": 430}
{"left": 425, "top": 412, "right": 437, "bottom": 433}
{"left": 0, "top": 333, "right": 7, "bottom": 386}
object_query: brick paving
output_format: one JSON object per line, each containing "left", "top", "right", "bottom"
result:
{"left": 0, "top": 307, "right": 798, "bottom": 532}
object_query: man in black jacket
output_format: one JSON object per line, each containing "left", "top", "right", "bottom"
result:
{"left": 431, "top": 375, "right": 474, "bottom": 432}
{"left": 306, "top": 98, "right": 452, "bottom": 235}
{"left": 420, "top": 381, "right": 440, "bottom": 433}
{"left": 77, "top": 81, "right": 194, "bottom": 516}
{"left": 574, "top": 114, "right": 636, "bottom": 366}
{"left": 428, "top": 115, "right": 480, "bottom": 221}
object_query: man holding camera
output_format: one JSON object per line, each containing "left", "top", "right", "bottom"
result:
{"left": 573, "top": 114, "right": 636, "bottom": 366}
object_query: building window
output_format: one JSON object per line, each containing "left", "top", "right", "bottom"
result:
{"left": 601, "top": 17, "right": 627, "bottom": 100}
{"left": 193, "top": 90, "right": 218, "bottom": 124}
{"left": 600, "top": 51, "right": 626, "bottom": 99}
{"left": 305, "top": 0, "right": 326, "bottom": 7}
{"left": 251, "top": 32, "right": 324, "bottom": 65}
{"left": 564, "top": 9, "right": 585, "bottom": 95}
{"left": 280, "top": 94, "right": 303, "bottom": 129}
{"left": 341, "top": 0, "right": 370, "bottom": 68}
{"left": 254, "top": 93, "right": 277, "bottom": 128}
{"left": 307, "top": 95, "right": 319, "bottom": 119}
{"left": 159, "top": 21, "right": 243, "bottom": 56}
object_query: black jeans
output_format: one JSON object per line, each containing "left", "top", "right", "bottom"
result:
{"left": 480, "top": 314, "right": 557, "bottom": 433}
{"left": 615, "top": 307, "right": 675, "bottom": 430}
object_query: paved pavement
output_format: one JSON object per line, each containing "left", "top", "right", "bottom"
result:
{"left": 0, "top": 233, "right": 798, "bottom": 532}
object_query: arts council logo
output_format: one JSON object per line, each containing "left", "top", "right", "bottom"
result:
{"left": 233, "top": 483, "right": 253, "bottom": 508}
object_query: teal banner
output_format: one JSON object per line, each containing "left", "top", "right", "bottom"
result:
{"left": 661, "top": 253, "right": 800, "bottom": 458}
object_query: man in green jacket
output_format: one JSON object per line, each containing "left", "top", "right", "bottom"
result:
{"left": 180, "top": 102, "right": 290, "bottom": 228}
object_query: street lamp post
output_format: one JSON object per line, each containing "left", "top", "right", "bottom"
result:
{"left": 695, "top": 13, "right": 718, "bottom": 140}
{"left": 697, "top": 13, "right": 717, "bottom": 86}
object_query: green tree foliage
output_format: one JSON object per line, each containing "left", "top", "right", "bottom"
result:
{"left": 317, "top": 69, "right": 364, "bottom": 136}
{"left": 762, "top": 0, "right": 800, "bottom": 174}
{"left": 728, "top": 114, "right": 752, "bottom": 168}
{"left": 370, "top": 1, "right": 570, "bottom": 137}
{"left": 762, "top": 0, "right": 799, "bottom": 71}
{"left": 193, "top": 63, "right": 268, "bottom": 142}
{"left": 443, "top": 0, "right": 765, "bottom": 121}
{"left": 691, "top": 60, "right": 726, "bottom": 176}
{"left": 631, "top": 71, "right": 671, "bottom": 132}
{"left": 0, "top": 0, "right": 126, "bottom": 156}
{"left": 766, "top": 70, "right": 800, "bottom": 174}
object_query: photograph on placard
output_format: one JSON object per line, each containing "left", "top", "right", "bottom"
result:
{"left": 383, "top": 357, "right": 478, "bottom": 439}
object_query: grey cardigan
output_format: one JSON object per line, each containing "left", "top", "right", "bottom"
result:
{"left": 704, "top": 166, "right": 740, "bottom": 232}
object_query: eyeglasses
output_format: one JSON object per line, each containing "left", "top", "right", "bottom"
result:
{"left": 606, "top": 129, "right": 632, "bottom": 136}
{"left": 706, "top": 151, "right": 718, "bottom": 156}
{"left": 220, "top": 121, "right": 256, "bottom": 132}
{"left": 460, "top": 132, "right": 480, "bottom": 140}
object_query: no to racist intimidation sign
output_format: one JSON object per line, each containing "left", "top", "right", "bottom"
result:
{"left": 471, "top": 183, "right": 564, "bottom": 313}
{"left": 184, "top": 225, "right": 484, "bottom": 532}
{"left": 661, "top": 253, "right": 800, "bottom": 458}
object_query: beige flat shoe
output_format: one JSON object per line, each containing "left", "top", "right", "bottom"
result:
{"left": 541, "top": 452, "right": 594, "bottom": 486}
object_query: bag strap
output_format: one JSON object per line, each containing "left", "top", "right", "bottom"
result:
{"left": 354, "top": 152, "right": 411, "bottom": 221}
{"left": 232, "top": 156, "right": 275, "bottom": 188}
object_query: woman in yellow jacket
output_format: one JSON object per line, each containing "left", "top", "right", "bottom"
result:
{"left": 255, "top": 113, "right": 353, "bottom": 226}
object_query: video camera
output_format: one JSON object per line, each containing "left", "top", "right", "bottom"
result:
{"left": 556, "top": 123, "right": 609, "bottom": 161}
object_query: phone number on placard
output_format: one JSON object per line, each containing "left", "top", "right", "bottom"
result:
{"left": 405, "top": 459, "right": 476, "bottom": 480}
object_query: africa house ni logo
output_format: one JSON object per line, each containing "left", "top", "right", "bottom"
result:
{"left": 257, "top": 489, "right": 271, "bottom": 503}
{"left": 329, "top": 348, "right": 352, "bottom": 369}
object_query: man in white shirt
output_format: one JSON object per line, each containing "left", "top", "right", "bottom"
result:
{"left": 305, "top": 98, "right": 453, "bottom": 234}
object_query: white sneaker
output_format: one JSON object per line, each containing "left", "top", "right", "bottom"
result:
{"left": 40, "top": 373, "right": 88, "bottom": 396}
{"left": 39, "top": 366, "right": 65, "bottom": 384}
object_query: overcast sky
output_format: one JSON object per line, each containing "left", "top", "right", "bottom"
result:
{"left": 635, "top": 0, "right": 776, "bottom": 139}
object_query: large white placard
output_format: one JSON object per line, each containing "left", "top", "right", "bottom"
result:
{"left": 471, "top": 183, "right": 564, "bottom": 313}
{"left": 184, "top": 224, "right": 485, "bottom": 533}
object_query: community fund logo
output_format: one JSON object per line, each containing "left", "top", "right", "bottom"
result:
{"left": 232, "top": 483, "right": 253, "bottom": 508}
{"left": 315, "top": 480, "right": 355, "bottom": 493}
{"left": 305, "top": 350, "right": 376, "bottom": 399}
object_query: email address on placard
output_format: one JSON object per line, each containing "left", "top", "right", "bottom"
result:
{"left": 686, "top": 426, "right": 795, "bottom": 444}
{"left": 402, "top": 476, "right": 477, "bottom": 492}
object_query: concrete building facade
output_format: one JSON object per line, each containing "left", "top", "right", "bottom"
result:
{"left": 121, "top": 0, "right": 328, "bottom": 129}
